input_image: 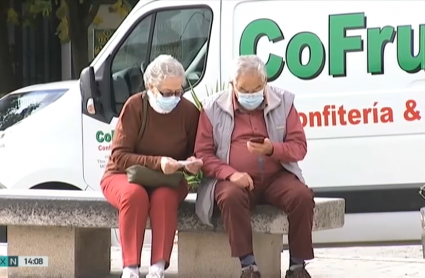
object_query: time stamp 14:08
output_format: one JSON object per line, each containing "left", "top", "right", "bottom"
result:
{"left": 0, "top": 256, "right": 48, "bottom": 267}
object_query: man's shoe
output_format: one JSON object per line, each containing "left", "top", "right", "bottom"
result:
{"left": 285, "top": 266, "right": 312, "bottom": 278}
{"left": 240, "top": 265, "right": 261, "bottom": 278}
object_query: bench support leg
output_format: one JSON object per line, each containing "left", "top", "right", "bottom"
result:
{"left": 178, "top": 231, "right": 282, "bottom": 278}
{"left": 421, "top": 207, "right": 425, "bottom": 259}
{"left": 7, "top": 226, "right": 111, "bottom": 278}
{"left": 422, "top": 231, "right": 425, "bottom": 259}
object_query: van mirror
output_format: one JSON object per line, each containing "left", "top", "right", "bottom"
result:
{"left": 80, "top": 66, "right": 98, "bottom": 115}
{"left": 80, "top": 54, "right": 114, "bottom": 123}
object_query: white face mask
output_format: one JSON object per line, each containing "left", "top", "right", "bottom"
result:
{"left": 236, "top": 89, "right": 265, "bottom": 110}
{"left": 147, "top": 90, "right": 180, "bottom": 114}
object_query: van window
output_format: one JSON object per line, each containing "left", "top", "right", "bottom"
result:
{"left": 0, "top": 89, "right": 67, "bottom": 131}
{"left": 110, "top": 6, "right": 213, "bottom": 115}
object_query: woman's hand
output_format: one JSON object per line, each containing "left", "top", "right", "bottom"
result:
{"left": 184, "top": 156, "right": 203, "bottom": 174}
{"left": 160, "top": 157, "right": 181, "bottom": 174}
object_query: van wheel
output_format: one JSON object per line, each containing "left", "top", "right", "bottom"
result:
{"left": 30, "top": 182, "right": 80, "bottom": 191}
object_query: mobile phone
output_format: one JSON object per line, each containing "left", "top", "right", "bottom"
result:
{"left": 249, "top": 137, "right": 265, "bottom": 143}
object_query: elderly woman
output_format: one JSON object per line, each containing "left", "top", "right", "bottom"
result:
{"left": 101, "top": 55, "right": 202, "bottom": 278}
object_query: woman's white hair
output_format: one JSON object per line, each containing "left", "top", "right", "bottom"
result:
{"left": 143, "top": 54, "right": 186, "bottom": 88}
{"left": 230, "top": 55, "right": 267, "bottom": 82}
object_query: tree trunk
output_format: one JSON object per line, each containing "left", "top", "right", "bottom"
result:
{"left": 0, "top": 3, "right": 17, "bottom": 97}
{"left": 70, "top": 26, "right": 89, "bottom": 78}
{"left": 66, "top": 0, "right": 100, "bottom": 78}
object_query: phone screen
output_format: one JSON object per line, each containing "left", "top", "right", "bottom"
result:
{"left": 249, "top": 137, "right": 265, "bottom": 143}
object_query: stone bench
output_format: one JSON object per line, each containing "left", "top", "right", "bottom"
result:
{"left": 0, "top": 190, "right": 345, "bottom": 278}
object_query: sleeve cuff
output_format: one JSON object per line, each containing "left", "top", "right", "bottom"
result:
{"left": 216, "top": 166, "right": 237, "bottom": 180}
{"left": 269, "top": 142, "right": 282, "bottom": 160}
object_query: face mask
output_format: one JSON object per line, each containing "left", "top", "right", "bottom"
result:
{"left": 236, "top": 90, "right": 264, "bottom": 110}
{"left": 147, "top": 90, "right": 181, "bottom": 114}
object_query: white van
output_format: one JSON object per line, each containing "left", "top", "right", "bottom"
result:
{"left": 0, "top": 0, "right": 424, "bottom": 245}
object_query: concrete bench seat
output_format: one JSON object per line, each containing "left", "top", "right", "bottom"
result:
{"left": 0, "top": 190, "right": 345, "bottom": 278}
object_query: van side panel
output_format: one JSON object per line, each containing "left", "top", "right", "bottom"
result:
{"left": 222, "top": 0, "right": 425, "bottom": 243}
{"left": 226, "top": 0, "right": 425, "bottom": 191}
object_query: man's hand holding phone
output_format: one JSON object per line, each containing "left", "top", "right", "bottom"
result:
{"left": 247, "top": 137, "right": 273, "bottom": 156}
{"left": 228, "top": 172, "right": 254, "bottom": 190}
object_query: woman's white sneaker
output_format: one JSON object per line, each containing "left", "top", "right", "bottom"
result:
{"left": 146, "top": 269, "right": 164, "bottom": 278}
{"left": 122, "top": 267, "right": 140, "bottom": 278}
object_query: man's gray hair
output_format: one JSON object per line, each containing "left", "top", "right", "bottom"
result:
{"left": 230, "top": 55, "right": 267, "bottom": 82}
{"left": 143, "top": 54, "right": 186, "bottom": 88}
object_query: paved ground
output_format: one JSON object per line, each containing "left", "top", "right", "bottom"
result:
{"left": 0, "top": 243, "right": 424, "bottom": 277}
{"left": 113, "top": 244, "right": 425, "bottom": 277}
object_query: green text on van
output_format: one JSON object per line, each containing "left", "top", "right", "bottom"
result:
{"left": 240, "top": 12, "right": 424, "bottom": 81}
{"left": 96, "top": 130, "right": 115, "bottom": 143}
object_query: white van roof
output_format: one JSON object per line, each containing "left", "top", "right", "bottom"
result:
{"left": 10, "top": 80, "right": 78, "bottom": 95}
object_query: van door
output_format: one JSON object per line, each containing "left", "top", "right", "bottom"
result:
{"left": 81, "top": 1, "right": 221, "bottom": 190}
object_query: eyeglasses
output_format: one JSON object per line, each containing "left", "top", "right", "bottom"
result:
{"left": 235, "top": 86, "right": 265, "bottom": 95}
{"left": 157, "top": 87, "right": 184, "bottom": 98}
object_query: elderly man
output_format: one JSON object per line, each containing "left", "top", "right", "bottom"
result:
{"left": 194, "top": 55, "right": 314, "bottom": 278}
